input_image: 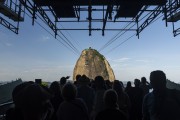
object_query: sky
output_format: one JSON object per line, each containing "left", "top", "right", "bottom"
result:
{"left": 0, "top": 5, "right": 180, "bottom": 83}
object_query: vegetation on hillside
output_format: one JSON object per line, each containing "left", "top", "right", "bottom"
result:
{"left": 93, "top": 49, "right": 104, "bottom": 61}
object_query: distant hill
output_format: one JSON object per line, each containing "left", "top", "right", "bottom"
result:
{"left": 166, "top": 79, "right": 180, "bottom": 90}
{"left": 0, "top": 79, "right": 22, "bottom": 104}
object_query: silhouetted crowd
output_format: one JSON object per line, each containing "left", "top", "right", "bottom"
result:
{"left": 5, "top": 70, "right": 180, "bottom": 120}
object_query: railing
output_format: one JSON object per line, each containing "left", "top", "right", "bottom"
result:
{"left": 0, "top": 101, "right": 14, "bottom": 120}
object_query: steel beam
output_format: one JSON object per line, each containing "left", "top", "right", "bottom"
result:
{"left": 137, "top": 6, "right": 163, "bottom": 35}
{"left": 88, "top": 2, "right": 92, "bottom": 36}
{"left": 56, "top": 28, "right": 136, "bottom": 31}
{"left": 0, "top": 15, "right": 18, "bottom": 34}
{"left": 19, "top": 0, "right": 57, "bottom": 37}
{"left": 34, "top": 0, "right": 167, "bottom": 6}
{"left": 173, "top": 27, "right": 180, "bottom": 36}
{"left": 37, "top": 6, "right": 57, "bottom": 35}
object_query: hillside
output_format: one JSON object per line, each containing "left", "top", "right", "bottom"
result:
{"left": 166, "top": 79, "right": 180, "bottom": 90}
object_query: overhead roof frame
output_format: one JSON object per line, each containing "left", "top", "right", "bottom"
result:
{"left": 1, "top": 0, "right": 179, "bottom": 37}
{"left": 31, "top": 0, "right": 168, "bottom": 36}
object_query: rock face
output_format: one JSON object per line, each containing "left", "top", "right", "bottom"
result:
{"left": 73, "top": 48, "right": 115, "bottom": 81}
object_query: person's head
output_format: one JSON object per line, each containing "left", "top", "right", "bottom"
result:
{"left": 78, "top": 74, "right": 90, "bottom": 85}
{"left": 76, "top": 74, "right": 81, "bottom": 81}
{"left": 141, "top": 77, "right": 147, "bottom": 84}
{"left": 150, "top": 70, "right": 166, "bottom": 90}
{"left": 49, "top": 81, "right": 61, "bottom": 95}
{"left": 15, "top": 83, "right": 52, "bottom": 120}
{"left": 94, "top": 76, "right": 105, "bottom": 89}
{"left": 12, "top": 81, "right": 34, "bottom": 107}
{"left": 61, "top": 83, "right": 77, "bottom": 101}
{"left": 103, "top": 89, "right": 118, "bottom": 109}
{"left": 134, "top": 79, "right": 140, "bottom": 87}
{"left": 112, "top": 80, "right": 123, "bottom": 92}
{"left": 119, "top": 81, "right": 125, "bottom": 89}
{"left": 105, "top": 80, "right": 111, "bottom": 86}
{"left": 60, "top": 77, "right": 67, "bottom": 86}
{"left": 126, "top": 81, "right": 132, "bottom": 87}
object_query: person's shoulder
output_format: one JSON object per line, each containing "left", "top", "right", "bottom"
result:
{"left": 73, "top": 98, "right": 87, "bottom": 107}
{"left": 144, "top": 92, "right": 154, "bottom": 100}
{"left": 58, "top": 101, "right": 67, "bottom": 107}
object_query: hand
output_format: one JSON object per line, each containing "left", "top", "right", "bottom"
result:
{"left": 66, "top": 76, "right": 70, "bottom": 79}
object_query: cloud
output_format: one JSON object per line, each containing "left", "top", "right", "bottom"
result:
{"left": 41, "top": 36, "right": 50, "bottom": 42}
{"left": 0, "top": 40, "right": 13, "bottom": 47}
{"left": 5, "top": 43, "right": 13, "bottom": 47}
{"left": 111, "top": 63, "right": 129, "bottom": 69}
{"left": 57, "top": 65, "right": 74, "bottom": 69}
{"left": 0, "top": 32, "right": 13, "bottom": 47}
{"left": 111, "top": 57, "right": 131, "bottom": 62}
{"left": 135, "top": 59, "right": 150, "bottom": 63}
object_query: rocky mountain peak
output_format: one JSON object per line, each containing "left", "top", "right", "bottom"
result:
{"left": 73, "top": 48, "right": 115, "bottom": 81}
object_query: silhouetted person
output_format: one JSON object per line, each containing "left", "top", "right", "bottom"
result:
{"left": 142, "top": 70, "right": 180, "bottom": 120}
{"left": 15, "top": 83, "right": 54, "bottom": 120}
{"left": 56, "top": 83, "right": 89, "bottom": 120}
{"left": 76, "top": 74, "right": 81, "bottom": 81}
{"left": 6, "top": 81, "right": 34, "bottom": 120}
{"left": 119, "top": 81, "right": 125, "bottom": 91}
{"left": 49, "top": 81, "right": 63, "bottom": 120}
{"left": 60, "top": 76, "right": 69, "bottom": 89}
{"left": 77, "top": 75, "right": 95, "bottom": 115}
{"left": 95, "top": 89, "right": 127, "bottom": 120}
{"left": 139, "top": 77, "right": 152, "bottom": 97}
{"left": 74, "top": 74, "right": 82, "bottom": 87}
{"left": 91, "top": 76, "right": 106, "bottom": 120}
{"left": 125, "top": 81, "right": 132, "bottom": 93}
{"left": 129, "top": 79, "right": 143, "bottom": 120}
{"left": 105, "top": 80, "right": 112, "bottom": 89}
{"left": 124, "top": 81, "right": 134, "bottom": 108}
{"left": 112, "top": 80, "right": 131, "bottom": 119}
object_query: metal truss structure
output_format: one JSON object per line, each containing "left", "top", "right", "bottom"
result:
{"left": 165, "top": 0, "right": 180, "bottom": 37}
{"left": 0, "top": 0, "right": 25, "bottom": 34}
{"left": 0, "top": 15, "right": 19, "bottom": 33}
{"left": 0, "top": 0, "right": 179, "bottom": 37}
